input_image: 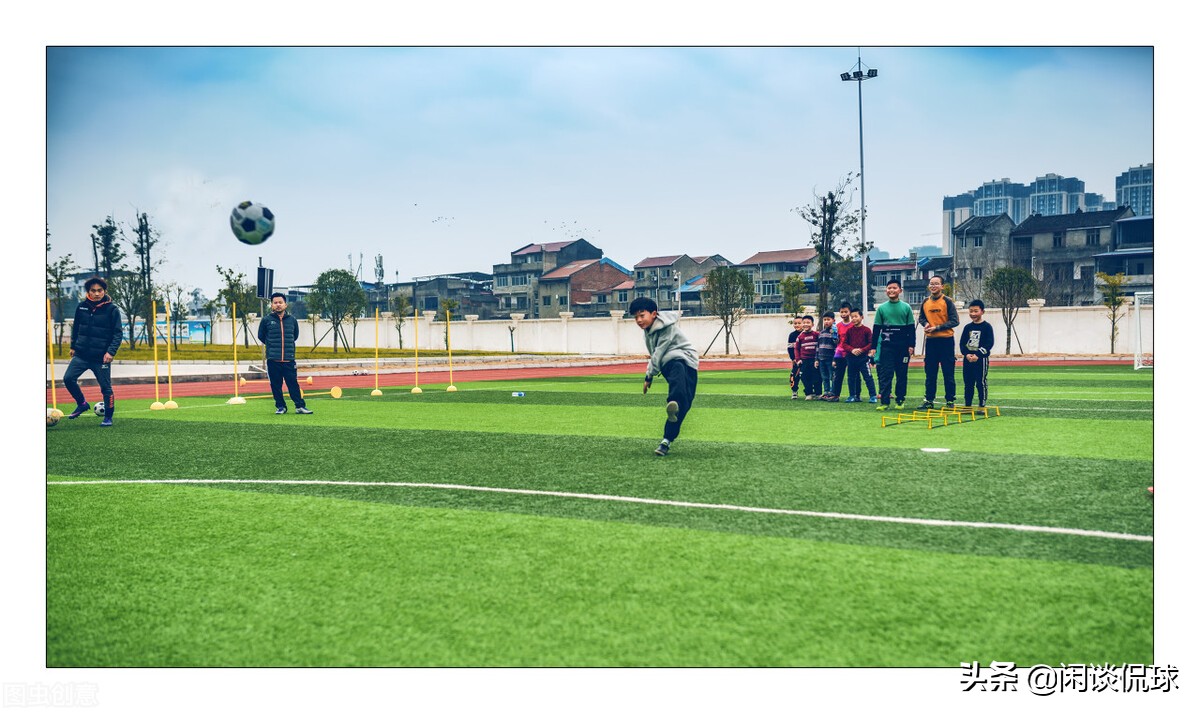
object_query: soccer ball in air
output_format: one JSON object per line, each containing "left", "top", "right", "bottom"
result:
{"left": 94, "top": 402, "right": 106, "bottom": 417}
{"left": 230, "top": 201, "right": 275, "bottom": 245}
{"left": 47, "top": 408, "right": 61, "bottom": 428}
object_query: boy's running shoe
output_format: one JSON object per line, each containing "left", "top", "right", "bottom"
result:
{"left": 869, "top": 396, "right": 879, "bottom": 404}
{"left": 296, "top": 407, "right": 314, "bottom": 415}
{"left": 654, "top": 441, "right": 670, "bottom": 457}
{"left": 68, "top": 402, "right": 90, "bottom": 419}
{"left": 896, "top": 398, "right": 906, "bottom": 408}
{"left": 945, "top": 400, "right": 956, "bottom": 409}
{"left": 791, "top": 393, "right": 798, "bottom": 400}
{"left": 876, "top": 403, "right": 889, "bottom": 411}
{"left": 805, "top": 395, "right": 814, "bottom": 400}
{"left": 100, "top": 418, "right": 113, "bottom": 427}
{"left": 919, "top": 400, "right": 934, "bottom": 409}
{"left": 275, "top": 407, "right": 287, "bottom": 415}
{"left": 665, "top": 401, "right": 679, "bottom": 423}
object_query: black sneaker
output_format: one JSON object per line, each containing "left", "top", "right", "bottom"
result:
{"left": 275, "top": 407, "right": 287, "bottom": 415}
{"left": 945, "top": 400, "right": 956, "bottom": 409}
{"left": 919, "top": 400, "right": 934, "bottom": 409}
{"left": 654, "top": 441, "right": 670, "bottom": 456}
{"left": 296, "top": 407, "right": 314, "bottom": 415}
{"left": 665, "top": 401, "right": 679, "bottom": 423}
{"left": 68, "top": 402, "right": 90, "bottom": 419}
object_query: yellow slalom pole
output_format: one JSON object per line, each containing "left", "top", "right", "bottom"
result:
{"left": 411, "top": 307, "right": 422, "bottom": 394}
{"left": 46, "top": 299, "right": 62, "bottom": 418}
{"left": 371, "top": 307, "right": 382, "bottom": 396}
{"left": 228, "top": 302, "right": 246, "bottom": 405}
{"left": 164, "top": 300, "right": 178, "bottom": 408}
{"left": 150, "top": 301, "right": 165, "bottom": 410}
{"left": 445, "top": 308, "right": 457, "bottom": 392}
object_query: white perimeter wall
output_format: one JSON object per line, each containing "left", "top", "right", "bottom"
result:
{"left": 204, "top": 302, "right": 1153, "bottom": 357}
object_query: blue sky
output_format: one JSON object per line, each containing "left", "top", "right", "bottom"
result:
{"left": 45, "top": 46, "right": 1153, "bottom": 298}
{"left": 16, "top": 2, "right": 1190, "bottom": 703}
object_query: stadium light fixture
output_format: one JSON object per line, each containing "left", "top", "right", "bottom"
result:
{"left": 841, "top": 51, "right": 879, "bottom": 311}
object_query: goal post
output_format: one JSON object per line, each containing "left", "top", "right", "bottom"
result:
{"left": 1133, "top": 291, "right": 1153, "bottom": 370}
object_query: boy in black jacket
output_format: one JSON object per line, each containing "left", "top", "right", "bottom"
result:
{"left": 257, "top": 293, "right": 312, "bottom": 415}
{"left": 64, "top": 277, "right": 123, "bottom": 426}
{"left": 959, "top": 299, "right": 995, "bottom": 408}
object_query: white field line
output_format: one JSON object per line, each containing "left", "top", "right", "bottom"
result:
{"left": 48, "top": 479, "right": 1152, "bottom": 543}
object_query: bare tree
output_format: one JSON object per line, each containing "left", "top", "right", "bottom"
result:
{"left": 307, "top": 269, "right": 367, "bottom": 353}
{"left": 46, "top": 233, "right": 79, "bottom": 355}
{"left": 391, "top": 293, "right": 411, "bottom": 349}
{"left": 89, "top": 216, "right": 126, "bottom": 280}
{"left": 1096, "top": 271, "right": 1132, "bottom": 354}
{"left": 791, "top": 173, "right": 864, "bottom": 316}
{"left": 701, "top": 265, "right": 754, "bottom": 355}
{"left": 984, "top": 267, "right": 1039, "bottom": 355}
{"left": 216, "top": 265, "right": 258, "bottom": 346}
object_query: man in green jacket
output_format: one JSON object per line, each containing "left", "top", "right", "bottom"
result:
{"left": 870, "top": 280, "right": 916, "bottom": 411}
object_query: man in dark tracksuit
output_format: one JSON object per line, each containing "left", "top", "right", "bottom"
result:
{"left": 256, "top": 292, "right": 312, "bottom": 415}
{"left": 871, "top": 279, "right": 917, "bottom": 411}
{"left": 64, "top": 277, "right": 124, "bottom": 425}
{"left": 918, "top": 275, "right": 960, "bottom": 408}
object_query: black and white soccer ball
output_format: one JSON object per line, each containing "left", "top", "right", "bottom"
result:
{"left": 94, "top": 402, "right": 106, "bottom": 417}
{"left": 230, "top": 201, "right": 275, "bottom": 246}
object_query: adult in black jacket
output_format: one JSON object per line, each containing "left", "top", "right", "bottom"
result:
{"left": 64, "top": 277, "right": 123, "bottom": 425}
{"left": 256, "top": 292, "right": 311, "bottom": 415}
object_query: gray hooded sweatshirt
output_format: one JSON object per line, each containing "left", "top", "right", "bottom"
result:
{"left": 643, "top": 311, "right": 699, "bottom": 380}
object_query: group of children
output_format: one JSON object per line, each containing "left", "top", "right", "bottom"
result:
{"left": 787, "top": 286, "right": 994, "bottom": 411}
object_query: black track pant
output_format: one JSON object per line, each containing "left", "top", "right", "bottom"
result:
{"left": 64, "top": 356, "right": 114, "bottom": 418}
{"left": 923, "top": 336, "right": 957, "bottom": 403}
{"left": 661, "top": 358, "right": 698, "bottom": 442}
{"left": 268, "top": 360, "right": 307, "bottom": 410}
{"left": 875, "top": 348, "right": 911, "bottom": 405}
{"left": 962, "top": 356, "right": 989, "bottom": 406}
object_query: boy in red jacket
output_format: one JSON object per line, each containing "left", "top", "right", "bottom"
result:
{"left": 839, "top": 308, "right": 878, "bottom": 403}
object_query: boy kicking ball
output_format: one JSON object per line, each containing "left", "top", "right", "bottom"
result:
{"left": 630, "top": 297, "right": 698, "bottom": 457}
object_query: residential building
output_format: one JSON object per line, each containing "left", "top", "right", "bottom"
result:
{"left": 537, "top": 258, "right": 632, "bottom": 318}
{"left": 949, "top": 214, "right": 1018, "bottom": 304}
{"left": 942, "top": 168, "right": 1130, "bottom": 248}
{"left": 1093, "top": 215, "right": 1153, "bottom": 299}
{"left": 1009, "top": 207, "right": 1135, "bottom": 306}
{"left": 736, "top": 248, "right": 818, "bottom": 314}
{"left": 588, "top": 279, "right": 636, "bottom": 317}
{"left": 410, "top": 272, "right": 498, "bottom": 319}
{"left": 868, "top": 254, "right": 924, "bottom": 307}
{"left": 1115, "top": 163, "right": 1153, "bottom": 217}
{"left": 632, "top": 254, "right": 731, "bottom": 316}
{"left": 492, "top": 239, "right": 603, "bottom": 318}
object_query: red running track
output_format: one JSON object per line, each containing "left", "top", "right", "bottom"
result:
{"left": 45, "top": 357, "right": 1130, "bottom": 404}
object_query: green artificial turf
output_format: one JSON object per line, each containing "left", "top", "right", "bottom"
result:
{"left": 45, "top": 365, "right": 1153, "bottom": 667}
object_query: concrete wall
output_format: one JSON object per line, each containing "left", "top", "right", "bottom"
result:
{"left": 197, "top": 300, "right": 1153, "bottom": 357}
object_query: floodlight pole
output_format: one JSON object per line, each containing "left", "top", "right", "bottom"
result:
{"left": 841, "top": 51, "right": 878, "bottom": 311}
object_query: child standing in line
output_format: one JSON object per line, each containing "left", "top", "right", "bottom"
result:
{"left": 816, "top": 311, "right": 838, "bottom": 401}
{"left": 830, "top": 302, "right": 854, "bottom": 400}
{"left": 959, "top": 299, "right": 995, "bottom": 408}
{"left": 840, "top": 308, "right": 878, "bottom": 403}
{"left": 631, "top": 297, "right": 699, "bottom": 457}
{"left": 786, "top": 316, "right": 805, "bottom": 400}
{"left": 795, "top": 315, "right": 820, "bottom": 399}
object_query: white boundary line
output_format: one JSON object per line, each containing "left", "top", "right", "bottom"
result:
{"left": 47, "top": 479, "right": 1152, "bottom": 543}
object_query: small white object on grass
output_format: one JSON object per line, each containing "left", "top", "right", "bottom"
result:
{"left": 921, "top": 447, "right": 951, "bottom": 453}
